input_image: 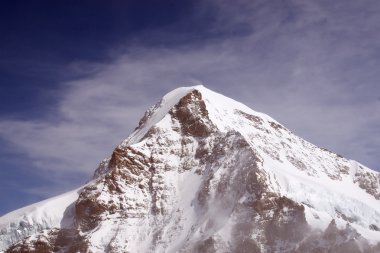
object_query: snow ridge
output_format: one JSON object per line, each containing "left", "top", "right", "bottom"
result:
{"left": 0, "top": 187, "right": 81, "bottom": 251}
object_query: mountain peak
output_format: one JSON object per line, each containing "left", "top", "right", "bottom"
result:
{"left": 1, "top": 85, "right": 380, "bottom": 252}
{"left": 125, "top": 85, "right": 276, "bottom": 146}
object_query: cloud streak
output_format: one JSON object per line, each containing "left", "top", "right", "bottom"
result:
{"left": 0, "top": 0, "right": 379, "bottom": 201}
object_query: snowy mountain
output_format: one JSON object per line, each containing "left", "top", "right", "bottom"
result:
{"left": 1, "top": 85, "right": 380, "bottom": 252}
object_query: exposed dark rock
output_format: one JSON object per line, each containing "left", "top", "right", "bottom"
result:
{"left": 369, "top": 224, "right": 380, "bottom": 231}
{"left": 6, "top": 229, "right": 88, "bottom": 253}
{"left": 170, "top": 90, "right": 215, "bottom": 137}
{"left": 354, "top": 170, "right": 380, "bottom": 200}
{"left": 235, "top": 110, "right": 264, "bottom": 125}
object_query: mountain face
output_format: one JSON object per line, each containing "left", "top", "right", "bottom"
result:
{"left": 1, "top": 85, "right": 380, "bottom": 253}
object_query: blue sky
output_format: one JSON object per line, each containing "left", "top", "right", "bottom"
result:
{"left": 0, "top": 0, "right": 379, "bottom": 215}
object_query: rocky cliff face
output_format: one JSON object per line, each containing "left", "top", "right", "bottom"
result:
{"left": 1, "top": 86, "right": 380, "bottom": 253}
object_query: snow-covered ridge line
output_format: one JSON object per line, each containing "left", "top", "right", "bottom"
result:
{"left": 124, "top": 85, "right": 279, "bottom": 145}
{"left": 123, "top": 86, "right": 199, "bottom": 145}
{"left": 0, "top": 187, "right": 82, "bottom": 251}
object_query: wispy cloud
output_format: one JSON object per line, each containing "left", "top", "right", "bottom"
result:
{"left": 0, "top": 0, "right": 379, "bottom": 199}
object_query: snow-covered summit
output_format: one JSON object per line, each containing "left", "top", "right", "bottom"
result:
{"left": 123, "top": 85, "right": 275, "bottom": 145}
{"left": 1, "top": 85, "right": 380, "bottom": 252}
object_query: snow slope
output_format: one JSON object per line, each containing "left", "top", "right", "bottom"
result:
{"left": 0, "top": 187, "right": 81, "bottom": 251}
